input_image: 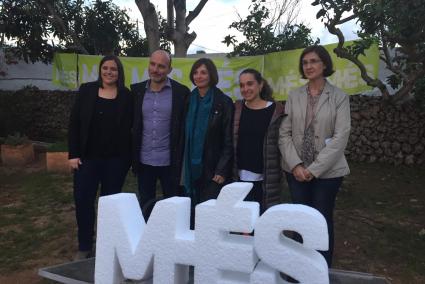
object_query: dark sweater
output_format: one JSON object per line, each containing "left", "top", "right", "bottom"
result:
{"left": 237, "top": 102, "right": 275, "bottom": 173}
{"left": 86, "top": 96, "right": 119, "bottom": 158}
{"left": 68, "top": 81, "right": 133, "bottom": 160}
{"left": 233, "top": 100, "right": 286, "bottom": 210}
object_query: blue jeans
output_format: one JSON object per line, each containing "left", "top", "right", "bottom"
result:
{"left": 137, "top": 163, "right": 174, "bottom": 220}
{"left": 73, "top": 157, "right": 130, "bottom": 251}
{"left": 285, "top": 172, "right": 343, "bottom": 267}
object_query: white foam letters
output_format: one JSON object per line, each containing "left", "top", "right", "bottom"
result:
{"left": 192, "top": 182, "right": 259, "bottom": 283}
{"left": 95, "top": 183, "right": 329, "bottom": 284}
{"left": 253, "top": 204, "right": 329, "bottom": 284}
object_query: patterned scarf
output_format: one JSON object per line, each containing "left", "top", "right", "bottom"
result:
{"left": 301, "top": 86, "right": 322, "bottom": 166}
{"left": 183, "top": 87, "right": 214, "bottom": 196}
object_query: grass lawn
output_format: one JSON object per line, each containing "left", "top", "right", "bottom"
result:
{"left": 0, "top": 161, "right": 424, "bottom": 283}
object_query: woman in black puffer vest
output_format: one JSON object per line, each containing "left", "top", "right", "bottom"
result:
{"left": 233, "top": 68, "right": 286, "bottom": 213}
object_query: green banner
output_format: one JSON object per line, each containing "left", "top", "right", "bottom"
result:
{"left": 76, "top": 55, "right": 263, "bottom": 100}
{"left": 53, "top": 41, "right": 379, "bottom": 100}
{"left": 52, "top": 53, "right": 78, "bottom": 89}
{"left": 263, "top": 42, "right": 379, "bottom": 100}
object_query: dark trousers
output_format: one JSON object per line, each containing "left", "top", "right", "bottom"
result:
{"left": 73, "top": 157, "right": 130, "bottom": 251}
{"left": 285, "top": 172, "right": 343, "bottom": 267}
{"left": 240, "top": 180, "right": 264, "bottom": 213}
{"left": 137, "top": 163, "right": 174, "bottom": 220}
{"left": 189, "top": 179, "right": 223, "bottom": 229}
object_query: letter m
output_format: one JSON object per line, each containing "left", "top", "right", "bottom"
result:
{"left": 95, "top": 193, "right": 154, "bottom": 283}
{"left": 94, "top": 193, "right": 191, "bottom": 284}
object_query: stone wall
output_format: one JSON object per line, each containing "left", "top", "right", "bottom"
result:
{"left": 1, "top": 89, "right": 424, "bottom": 165}
{"left": 347, "top": 95, "right": 425, "bottom": 165}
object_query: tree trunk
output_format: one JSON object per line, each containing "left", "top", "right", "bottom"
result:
{"left": 173, "top": 33, "right": 196, "bottom": 57}
{"left": 169, "top": 0, "right": 208, "bottom": 57}
{"left": 135, "top": 0, "right": 160, "bottom": 54}
{"left": 136, "top": 0, "right": 208, "bottom": 57}
{"left": 173, "top": 0, "right": 190, "bottom": 57}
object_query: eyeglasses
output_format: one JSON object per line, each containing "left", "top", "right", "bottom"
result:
{"left": 302, "top": 59, "right": 322, "bottom": 66}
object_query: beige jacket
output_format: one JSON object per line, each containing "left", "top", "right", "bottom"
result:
{"left": 279, "top": 81, "right": 351, "bottom": 178}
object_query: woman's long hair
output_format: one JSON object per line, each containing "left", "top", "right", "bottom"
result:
{"left": 97, "top": 55, "right": 125, "bottom": 89}
{"left": 239, "top": 68, "right": 274, "bottom": 101}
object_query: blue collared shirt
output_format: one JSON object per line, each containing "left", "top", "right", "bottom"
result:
{"left": 140, "top": 78, "right": 173, "bottom": 166}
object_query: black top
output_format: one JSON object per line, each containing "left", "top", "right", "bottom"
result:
{"left": 237, "top": 102, "right": 275, "bottom": 173}
{"left": 86, "top": 96, "right": 119, "bottom": 158}
{"left": 200, "top": 86, "right": 234, "bottom": 182}
{"left": 68, "top": 81, "right": 133, "bottom": 160}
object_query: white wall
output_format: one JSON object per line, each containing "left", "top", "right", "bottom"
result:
{"left": 0, "top": 59, "right": 70, "bottom": 91}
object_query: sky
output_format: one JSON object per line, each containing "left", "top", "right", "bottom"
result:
{"left": 116, "top": 0, "right": 359, "bottom": 54}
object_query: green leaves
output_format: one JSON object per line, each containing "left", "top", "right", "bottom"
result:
{"left": 0, "top": 0, "right": 151, "bottom": 62}
{"left": 224, "top": 0, "right": 317, "bottom": 56}
{"left": 314, "top": 0, "right": 425, "bottom": 101}
{"left": 386, "top": 74, "right": 402, "bottom": 90}
{"left": 316, "top": 8, "right": 327, "bottom": 19}
{"left": 1, "top": 0, "right": 54, "bottom": 63}
{"left": 346, "top": 37, "right": 376, "bottom": 58}
{"left": 222, "top": 35, "right": 237, "bottom": 47}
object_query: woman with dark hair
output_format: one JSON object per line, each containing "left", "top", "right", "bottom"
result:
{"left": 183, "top": 58, "right": 234, "bottom": 208}
{"left": 68, "top": 55, "right": 133, "bottom": 259}
{"left": 279, "top": 45, "right": 351, "bottom": 266}
{"left": 233, "top": 68, "right": 285, "bottom": 213}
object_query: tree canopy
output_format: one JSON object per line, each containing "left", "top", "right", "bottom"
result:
{"left": 0, "top": 0, "right": 152, "bottom": 63}
{"left": 223, "top": 0, "right": 318, "bottom": 56}
{"left": 313, "top": 0, "right": 425, "bottom": 102}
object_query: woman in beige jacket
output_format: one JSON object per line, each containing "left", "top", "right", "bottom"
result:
{"left": 279, "top": 45, "right": 351, "bottom": 267}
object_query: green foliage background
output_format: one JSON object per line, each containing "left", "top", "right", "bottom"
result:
{"left": 0, "top": 87, "right": 74, "bottom": 141}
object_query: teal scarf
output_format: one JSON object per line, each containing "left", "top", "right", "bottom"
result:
{"left": 183, "top": 87, "right": 214, "bottom": 197}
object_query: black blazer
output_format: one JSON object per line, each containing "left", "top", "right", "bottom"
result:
{"left": 130, "top": 78, "right": 190, "bottom": 191}
{"left": 200, "top": 86, "right": 234, "bottom": 182}
{"left": 68, "top": 81, "right": 133, "bottom": 159}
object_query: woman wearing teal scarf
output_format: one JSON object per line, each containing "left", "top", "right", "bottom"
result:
{"left": 183, "top": 58, "right": 234, "bottom": 209}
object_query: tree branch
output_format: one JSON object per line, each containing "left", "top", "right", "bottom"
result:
{"left": 317, "top": 0, "right": 425, "bottom": 102}
{"left": 394, "top": 69, "right": 425, "bottom": 101}
{"left": 186, "top": 0, "right": 208, "bottom": 26}
{"left": 39, "top": 0, "right": 88, "bottom": 54}
{"left": 270, "top": 0, "right": 301, "bottom": 33}
{"left": 339, "top": 14, "right": 357, "bottom": 24}
{"left": 381, "top": 36, "right": 407, "bottom": 82}
{"left": 326, "top": 8, "right": 390, "bottom": 98}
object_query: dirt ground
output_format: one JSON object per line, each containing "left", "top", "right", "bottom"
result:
{"left": 332, "top": 163, "right": 425, "bottom": 284}
{"left": 0, "top": 157, "right": 424, "bottom": 283}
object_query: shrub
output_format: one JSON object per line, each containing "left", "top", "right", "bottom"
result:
{"left": 47, "top": 141, "right": 68, "bottom": 152}
{"left": 3, "top": 132, "right": 29, "bottom": 146}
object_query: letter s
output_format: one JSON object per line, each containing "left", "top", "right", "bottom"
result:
{"left": 252, "top": 204, "right": 329, "bottom": 284}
